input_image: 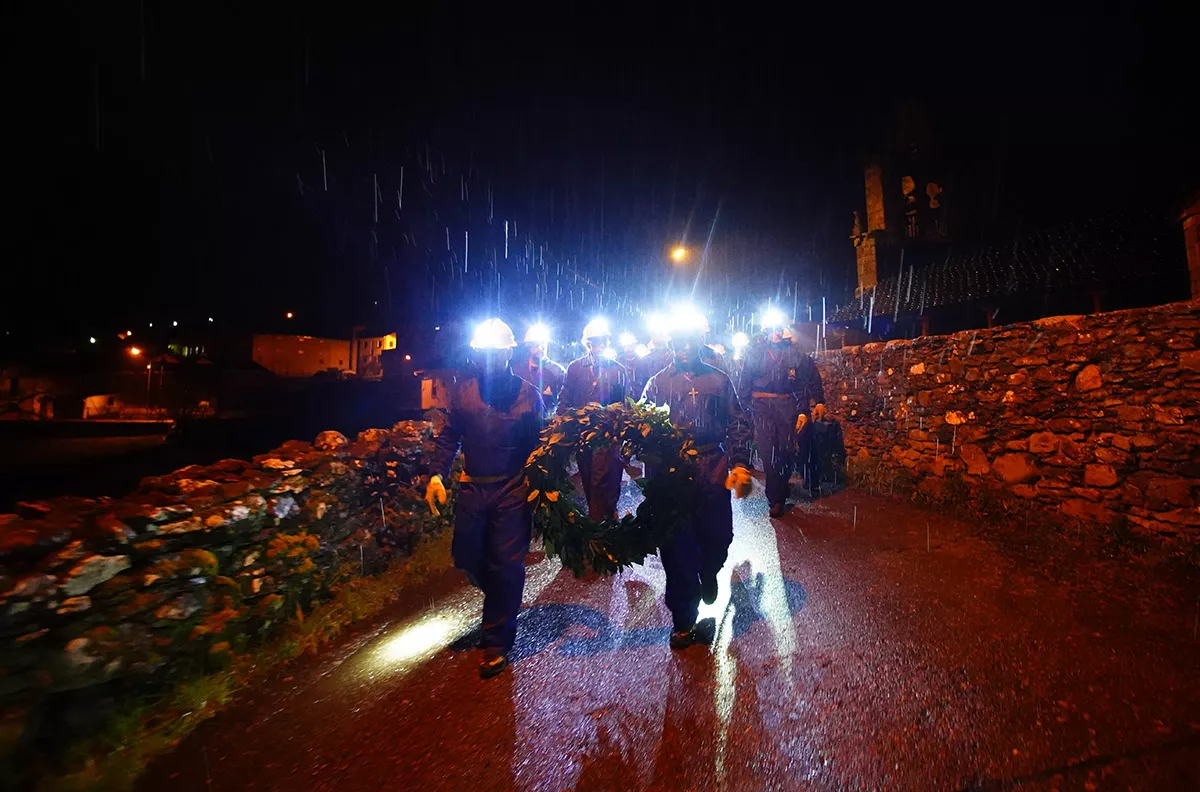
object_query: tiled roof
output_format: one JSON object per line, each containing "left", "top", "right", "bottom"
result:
{"left": 830, "top": 212, "right": 1183, "bottom": 322}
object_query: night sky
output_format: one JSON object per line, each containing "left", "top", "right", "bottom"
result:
{"left": 6, "top": 2, "right": 1197, "bottom": 346}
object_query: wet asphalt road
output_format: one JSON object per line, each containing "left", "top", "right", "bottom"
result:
{"left": 138, "top": 481, "right": 1200, "bottom": 791}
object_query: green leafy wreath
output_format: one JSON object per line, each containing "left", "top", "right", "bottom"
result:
{"left": 523, "top": 401, "right": 702, "bottom": 577}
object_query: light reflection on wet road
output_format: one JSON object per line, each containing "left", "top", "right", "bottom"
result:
{"left": 139, "top": 481, "right": 1200, "bottom": 791}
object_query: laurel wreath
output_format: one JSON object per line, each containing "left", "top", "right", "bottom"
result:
{"left": 523, "top": 401, "right": 702, "bottom": 577}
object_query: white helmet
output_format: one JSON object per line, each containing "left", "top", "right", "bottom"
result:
{"left": 581, "top": 317, "right": 612, "bottom": 342}
{"left": 524, "top": 323, "right": 551, "bottom": 345}
{"left": 669, "top": 305, "right": 709, "bottom": 335}
{"left": 470, "top": 318, "right": 518, "bottom": 350}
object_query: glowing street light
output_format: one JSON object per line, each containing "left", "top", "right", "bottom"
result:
{"left": 128, "top": 346, "right": 142, "bottom": 357}
{"left": 404, "top": 354, "right": 412, "bottom": 362}
{"left": 671, "top": 246, "right": 688, "bottom": 263}
{"left": 286, "top": 312, "right": 294, "bottom": 319}
{"left": 88, "top": 337, "right": 96, "bottom": 344}
{"left": 172, "top": 321, "right": 178, "bottom": 327}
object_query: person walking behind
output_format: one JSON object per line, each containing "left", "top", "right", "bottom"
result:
{"left": 558, "top": 318, "right": 629, "bottom": 520}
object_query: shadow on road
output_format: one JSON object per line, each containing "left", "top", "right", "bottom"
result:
{"left": 504, "top": 574, "right": 807, "bottom": 663}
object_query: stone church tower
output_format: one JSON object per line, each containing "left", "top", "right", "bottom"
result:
{"left": 851, "top": 104, "right": 948, "bottom": 296}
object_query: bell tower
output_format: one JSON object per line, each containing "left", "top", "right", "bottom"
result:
{"left": 851, "top": 103, "right": 949, "bottom": 297}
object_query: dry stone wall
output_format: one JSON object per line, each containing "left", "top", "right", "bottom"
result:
{"left": 816, "top": 300, "right": 1200, "bottom": 541}
{"left": 0, "top": 421, "right": 447, "bottom": 760}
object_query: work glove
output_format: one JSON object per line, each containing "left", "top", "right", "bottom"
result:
{"left": 812, "top": 403, "right": 827, "bottom": 421}
{"left": 425, "top": 474, "right": 448, "bottom": 516}
{"left": 725, "top": 465, "right": 753, "bottom": 499}
{"left": 795, "top": 413, "right": 808, "bottom": 433}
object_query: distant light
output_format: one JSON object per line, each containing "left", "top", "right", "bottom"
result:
{"left": 126, "top": 330, "right": 133, "bottom": 337}
{"left": 148, "top": 322, "right": 153, "bottom": 328}
{"left": 671, "top": 246, "right": 688, "bottom": 263}
{"left": 434, "top": 326, "right": 441, "bottom": 331}
{"left": 286, "top": 312, "right": 294, "bottom": 320}
{"left": 146, "top": 364, "right": 151, "bottom": 370}
{"left": 208, "top": 317, "right": 214, "bottom": 323}
{"left": 172, "top": 321, "right": 178, "bottom": 327}
{"left": 761, "top": 307, "right": 787, "bottom": 329}
{"left": 404, "top": 354, "right": 412, "bottom": 362}
{"left": 635, "top": 344, "right": 650, "bottom": 358}
{"left": 89, "top": 337, "right": 96, "bottom": 344}
{"left": 602, "top": 346, "right": 618, "bottom": 360}
{"left": 128, "top": 346, "right": 142, "bottom": 357}
{"left": 732, "top": 332, "right": 750, "bottom": 350}
{"left": 618, "top": 332, "right": 637, "bottom": 348}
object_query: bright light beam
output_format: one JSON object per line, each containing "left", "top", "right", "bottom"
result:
{"left": 761, "top": 306, "right": 786, "bottom": 329}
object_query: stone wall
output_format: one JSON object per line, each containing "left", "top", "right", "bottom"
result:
{"left": 0, "top": 421, "right": 447, "bottom": 759}
{"left": 817, "top": 300, "right": 1200, "bottom": 541}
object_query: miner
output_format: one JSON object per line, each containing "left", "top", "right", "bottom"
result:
{"left": 641, "top": 308, "right": 753, "bottom": 650}
{"left": 739, "top": 313, "right": 825, "bottom": 517}
{"left": 558, "top": 317, "right": 630, "bottom": 520}
{"left": 426, "top": 319, "right": 546, "bottom": 678}
{"left": 516, "top": 323, "right": 567, "bottom": 414}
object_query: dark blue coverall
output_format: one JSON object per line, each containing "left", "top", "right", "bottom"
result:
{"left": 558, "top": 354, "right": 629, "bottom": 520}
{"left": 516, "top": 356, "right": 567, "bottom": 415}
{"left": 642, "top": 362, "right": 752, "bottom": 631}
{"left": 739, "top": 339, "right": 826, "bottom": 506}
{"left": 432, "top": 370, "right": 546, "bottom": 652}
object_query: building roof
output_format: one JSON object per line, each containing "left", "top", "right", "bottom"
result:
{"left": 830, "top": 212, "right": 1184, "bottom": 323}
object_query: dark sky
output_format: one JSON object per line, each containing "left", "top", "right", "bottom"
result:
{"left": 6, "top": 2, "right": 1197, "bottom": 344}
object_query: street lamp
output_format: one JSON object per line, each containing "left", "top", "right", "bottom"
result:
{"left": 286, "top": 312, "right": 294, "bottom": 320}
{"left": 128, "top": 346, "right": 142, "bottom": 357}
{"left": 671, "top": 246, "right": 688, "bottom": 263}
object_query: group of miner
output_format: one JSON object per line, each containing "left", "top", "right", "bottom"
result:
{"left": 424, "top": 309, "right": 826, "bottom": 679}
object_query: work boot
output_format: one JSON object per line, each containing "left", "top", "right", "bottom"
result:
{"left": 769, "top": 502, "right": 785, "bottom": 519}
{"left": 701, "top": 574, "right": 719, "bottom": 605}
{"left": 479, "top": 649, "right": 509, "bottom": 679}
{"left": 669, "top": 626, "right": 695, "bottom": 651}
